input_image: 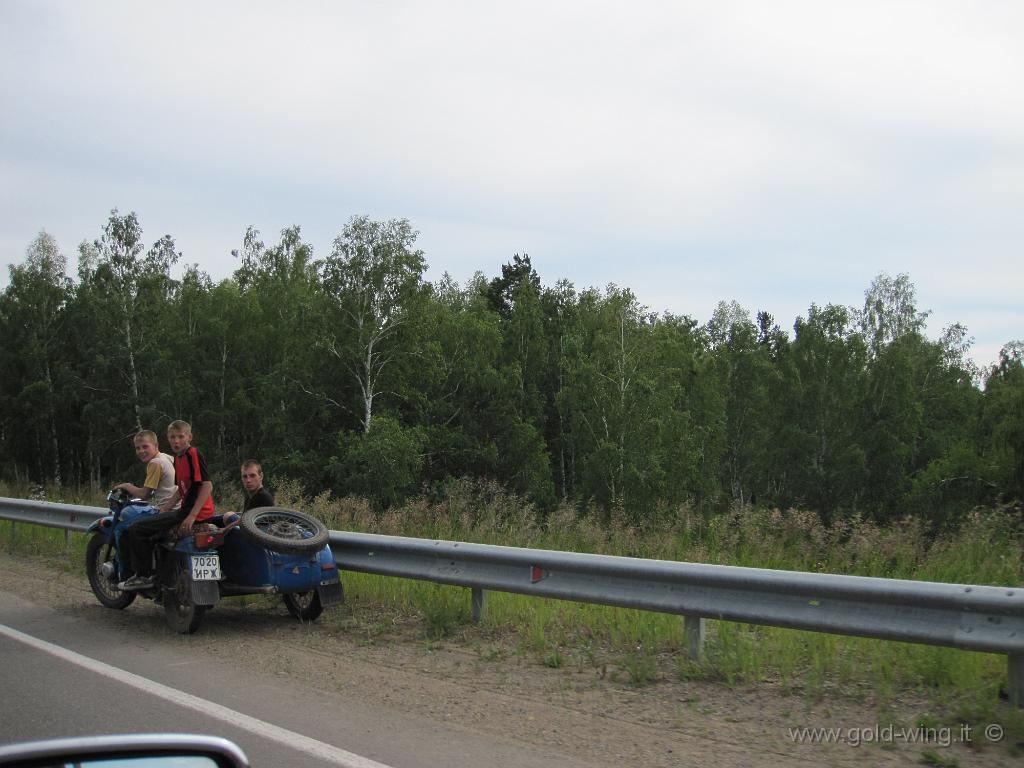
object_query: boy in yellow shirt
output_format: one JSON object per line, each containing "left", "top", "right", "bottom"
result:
{"left": 114, "top": 430, "right": 178, "bottom": 510}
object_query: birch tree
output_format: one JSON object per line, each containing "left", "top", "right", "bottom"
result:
{"left": 85, "top": 210, "right": 179, "bottom": 432}
{"left": 320, "top": 216, "right": 425, "bottom": 434}
{"left": 857, "top": 272, "right": 930, "bottom": 357}
{"left": 563, "top": 286, "right": 657, "bottom": 517}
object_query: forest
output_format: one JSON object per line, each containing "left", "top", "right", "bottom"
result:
{"left": 1, "top": 209, "right": 1021, "bottom": 530}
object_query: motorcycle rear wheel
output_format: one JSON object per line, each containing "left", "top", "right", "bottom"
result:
{"left": 86, "top": 532, "right": 136, "bottom": 610}
{"left": 163, "top": 560, "right": 205, "bottom": 634}
{"left": 282, "top": 590, "right": 323, "bottom": 621}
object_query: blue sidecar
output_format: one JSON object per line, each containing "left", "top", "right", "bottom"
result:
{"left": 85, "top": 490, "right": 343, "bottom": 634}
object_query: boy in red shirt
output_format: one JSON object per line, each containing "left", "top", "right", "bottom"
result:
{"left": 119, "top": 420, "right": 216, "bottom": 590}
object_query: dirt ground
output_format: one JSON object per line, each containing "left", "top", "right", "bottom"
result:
{"left": 0, "top": 547, "right": 1018, "bottom": 767}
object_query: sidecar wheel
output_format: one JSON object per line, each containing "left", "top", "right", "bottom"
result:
{"left": 282, "top": 590, "right": 323, "bottom": 621}
{"left": 164, "top": 562, "right": 205, "bottom": 634}
{"left": 240, "top": 507, "right": 329, "bottom": 555}
{"left": 86, "top": 532, "right": 136, "bottom": 610}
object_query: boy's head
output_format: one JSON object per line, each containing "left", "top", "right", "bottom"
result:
{"left": 241, "top": 460, "right": 263, "bottom": 493}
{"left": 133, "top": 430, "right": 159, "bottom": 463}
{"left": 166, "top": 420, "right": 193, "bottom": 456}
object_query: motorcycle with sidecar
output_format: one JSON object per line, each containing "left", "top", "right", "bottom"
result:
{"left": 85, "top": 489, "right": 343, "bottom": 634}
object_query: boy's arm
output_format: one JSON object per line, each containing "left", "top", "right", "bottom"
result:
{"left": 114, "top": 460, "right": 162, "bottom": 500}
{"left": 113, "top": 482, "right": 153, "bottom": 499}
{"left": 159, "top": 488, "right": 182, "bottom": 515}
{"left": 177, "top": 480, "right": 213, "bottom": 535}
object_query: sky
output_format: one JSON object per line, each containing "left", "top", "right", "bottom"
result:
{"left": 1, "top": 1, "right": 1021, "bottom": 369}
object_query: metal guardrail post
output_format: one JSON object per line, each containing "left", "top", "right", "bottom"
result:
{"left": 1009, "top": 653, "right": 1024, "bottom": 706}
{"left": 471, "top": 587, "right": 487, "bottom": 623}
{"left": 683, "top": 614, "right": 705, "bottom": 660}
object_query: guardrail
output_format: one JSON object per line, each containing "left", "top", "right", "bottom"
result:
{"left": 0, "top": 497, "right": 104, "bottom": 531}
{"left": 4, "top": 496, "right": 1024, "bottom": 705}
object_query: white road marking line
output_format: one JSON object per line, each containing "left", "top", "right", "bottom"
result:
{"left": 0, "top": 623, "right": 393, "bottom": 768}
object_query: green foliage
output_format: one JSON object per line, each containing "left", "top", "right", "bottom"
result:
{"left": 0, "top": 231, "right": 71, "bottom": 488}
{"left": 0, "top": 212, "right": 1018, "bottom": 534}
{"left": 907, "top": 444, "right": 997, "bottom": 530}
{"left": 330, "top": 414, "right": 425, "bottom": 510}
{"left": 786, "top": 303, "right": 870, "bottom": 520}
{"left": 981, "top": 343, "right": 1024, "bottom": 502}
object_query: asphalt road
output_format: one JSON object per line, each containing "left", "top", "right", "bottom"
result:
{"left": 0, "top": 590, "right": 594, "bottom": 768}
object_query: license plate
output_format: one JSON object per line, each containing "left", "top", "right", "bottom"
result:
{"left": 191, "top": 554, "right": 221, "bottom": 581}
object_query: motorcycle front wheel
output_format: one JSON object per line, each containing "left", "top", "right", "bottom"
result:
{"left": 85, "top": 532, "right": 136, "bottom": 610}
{"left": 163, "top": 560, "right": 205, "bottom": 634}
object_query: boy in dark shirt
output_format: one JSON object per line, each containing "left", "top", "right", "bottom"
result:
{"left": 119, "top": 420, "right": 216, "bottom": 590}
{"left": 241, "top": 459, "right": 275, "bottom": 511}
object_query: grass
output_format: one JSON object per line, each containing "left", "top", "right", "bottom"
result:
{"left": 620, "top": 647, "right": 659, "bottom": 685}
{"left": 920, "top": 747, "right": 960, "bottom": 767}
{"left": 413, "top": 583, "right": 470, "bottom": 640}
{"left": 4, "top": 476, "right": 1024, "bottom": 744}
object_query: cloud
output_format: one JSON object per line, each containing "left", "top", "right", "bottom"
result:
{"left": 2, "top": 1, "right": 1021, "bottom": 369}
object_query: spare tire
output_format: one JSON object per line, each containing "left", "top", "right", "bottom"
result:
{"left": 239, "top": 506, "right": 329, "bottom": 555}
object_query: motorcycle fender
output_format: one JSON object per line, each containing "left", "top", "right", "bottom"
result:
{"left": 86, "top": 516, "right": 115, "bottom": 535}
{"left": 316, "top": 580, "right": 345, "bottom": 608}
{"left": 190, "top": 577, "right": 220, "bottom": 607}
